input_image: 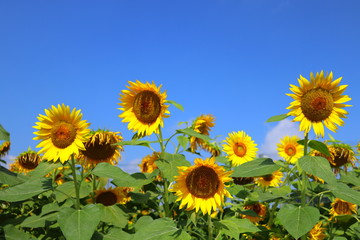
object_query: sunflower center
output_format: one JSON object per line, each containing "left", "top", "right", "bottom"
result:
{"left": 96, "top": 191, "right": 118, "bottom": 206}
{"left": 18, "top": 153, "right": 41, "bottom": 170}
{"left": 334, "top": 201, "right": 350, "bottom": 214}
{"left": 285, "top": 145, "right": 296, "bottom": 156}
{"left": 332, "top": 148, "right": 352, "bottom": 168}
{"left": 262, "top": 174, "right": 274, "bottom": 182}
{"left": 51, "top": 122, "right": 77, "bottom": 149}
{"left": 186, "top": 166, "right": 220, "bottom": 198}
{"left": 232, "top": 177, "right": 254, "bottom": 185}
{"left": 83, "top": 139, "right": 116, "bottom": 161}
{"left": 301, "top": 88, "right": 334, "bottom": 122}
{"left": 133, "top": 90, "right": 161, "bottom": 124}
{"left": 233, "top": 142, "right": 247, "bottom": 157}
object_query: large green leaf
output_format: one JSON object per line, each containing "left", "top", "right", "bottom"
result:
{"left": 54, "top": 181, "right": 92, "bottom": 202}
{"left": 156, "top": 152, "right": 191, "bottom": 182}
{"left": 340, "top": 171, "right": 360, "bottom": 186}
{"left": 3, "top": 224, "right": 36, "bottom": 240}
{"left": 0, "top": 177, "right": 52, "bottom": 202}
{"left": 308, "top": 140, "right": 330, "bottom": 156}
{"left": 20, "top": 212, "right": 57, "bottom": 228}
{"left": 100, "top": 205, "right": 128, "bottom": 228}
{"left": 277, "top": 204, "right": 320, "bottom": 239}
{"left": 0, "top": 165, "right": 28, "bottom": 186}
{"left": 58, "top": 204, "right": 103, "bottom": 240}
{"left": 29, "top": 161, "right": 64, "bottom": 178}
{"left": 176, "top": 128, "right": 211, "bottom": 142}
{"left": 103, "top": 228, "right": 132, "bottom": 240}
{"left": 214, "top": 218, "right": 260, "bottom": 240}
{"left": 266, "top": 114, "right": 289, "bottom": 123}
{"left": 298, "top": 156, "right": 336, "bottom": 184}
{"left": 232, "top": 158, "right": 280, "bottom": 177}
{"left": 329, "top": 183, "right": 360, "bottom": 205}
{"left": 0, "top": 124, "right": 10, "bottom": 141}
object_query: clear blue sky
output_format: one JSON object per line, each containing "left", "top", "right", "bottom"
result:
{"left": 1, "top": 0, "right": 359, "bottom": 172}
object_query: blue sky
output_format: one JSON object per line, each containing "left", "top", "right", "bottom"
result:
{"left": 1, "top": 0, "right": 359, "bottom": 172}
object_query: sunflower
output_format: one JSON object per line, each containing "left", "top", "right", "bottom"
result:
{"left": 287, "top": 71, "right": 351, "bottom": 138}
{"left": 78, "top": 130, "right": 123, "bottom": 168}
{"left": 0, "top": 141, "right": 10, "bottom": 157}
{"left": 241, "top": 203, "right": 267, "bottom": 223}
{"left": 308, "top": 222, "right": 327, "bottom": 240}
{"left": 9, "top": 150, "right": 42, "bottom": 173}
{"left": 329, "top": 198, "right": 357, "bottom": 219}
{"left": 255, "top": 170, "right": 283, "bottom": 187}
{"left": 277, "top": 136, "right": 303, "bottom": 164}
{"left": 170, "top": 157, "right": 232, "bottom": 215}
{"left": 118, "top": 80, "right": 170, "bottom": 136}
{"left": 33, "top": 104, "right": 90, "bottom": 163}
{"left": 232, "top": 177, "right": 254, "bottom": 185}
{"left": 190, "top": 114, "right": 215, "bottom": 153}
{"left": 223, "top": 131, "right": 258, "bottom": 166}
{"left": 139, "top": 152, "right": 161, "bottom": 181}
{"left": 91, "top": 187, "right": 133, "bottom": 206}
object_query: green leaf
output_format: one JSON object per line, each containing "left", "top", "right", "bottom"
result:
{"left": 232, "top": 158, "right": 280, "bottom": 177}
{"left": 214, "top": 218, "right": 260, "bottom": 239}
{"left": 165, "top": 100, "right": 184, "bottom": 111}
{"left": 21, "top": 212, "right": 57, "bottom": 228}
{"left": 329, "top": 183, "right": 360, "bottom": 205}
{"left": 28, "top": 161, "right": 64, "bottom": 178}
{"left": 0, "top": 165, "right": 28, "bottom": 186}
{"left": 113, "top": 140, "right": 156, "bottom": 147}
{"left": 176, "top": 128, "right": 211, "bottom": 142}
{"left": 298, "top": 156, "right": 336, "bottom": 184}
{"left": 156, "top": 152, "right": 191, "bottom": 182}
{"left": 100, "top": 205, "right": 128, "bottom": 228}
{"left": 3, "top": 224, "right": 36, "bottom": 240}
{"left": 103, "top": 228, "right": 132, "bottom": 240}
{"left": 40, "top": 202, "right": 60, "bottom": 216}
{"left": 215, "top": 156, "right": 229, "bottom": 164}
{"left": 277, "top": 204, "right": 320, "bottom": 239}
{"left": 0, "top": 177, "right": 52, "bottom": 202}
{"left": 0, "top": 124, "right": 10, "bottom": 141}
{"left": 177, "top": 135, "right": 189, "bottom": 150}
{"left": 340, "top": 171, "right": 360, "bottom": 186}
{"left": 54, "top": 181, "right": 92, "bottom": 202}
{"left": 266, "top": 114, "right": 289, "bottom": 123}
{"left": 308, "top": 140, "right": 330, "bottom": 156}
{"left": 256, "top": 186, "right": 291, "bottom": 201}
{"left": 58, "top": 204, "right": 103, "bottom": 240}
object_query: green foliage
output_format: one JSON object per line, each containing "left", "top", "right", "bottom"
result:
{"left": 0, "top": 124, "right": 10, "bottom": 142}
{"left": 165, "top": 100, "right": 184, "bottom": 111}
{"left": 214, "top": 218, "right": 260, "bottom": 239}
{"left": 298, "top": 155, "right": 336, "bottom": 184}
{"left": 265, "top": 114, "right": 289, "bottom": 122}
{"left": 156, "top": 152, "right": 191, "bottom": 182}
{"left": 232, "top": 158, "right": 280, "bottom": 177}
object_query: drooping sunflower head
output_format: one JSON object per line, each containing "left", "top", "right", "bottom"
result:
{"left": 255, "top": 170, "right": 283, "bottom": 187}
{"left": 232, "top": 177, "right": 254, "bottom": 186}
{"left": 91, "top": 187, "right": 134, "bottom": 206}
{"left": 223, "top": 131, "right": 258, "bottom": 167}
{"left": 9, "top": 150, "right": 42, "bottom": 173}
{"left": 329, "top": 198, "right": 357, "bottom": 219}
{"left": 241, "top": 203, "right": 267, "bottom": 223}
{"left": 33, "top": 104, "right": 90, "bottom": 163}
{"left": 277, "top": 136, "right": 304, "bottom": 164}
{"left": 170, "top": 157, "right": 232, "bottom": 215}
{"left": 79, "top": 130, "right": 123, "bottom": 168}
{"left": 308, "top": 222, "right": 327, "bottom": 240}
{"left": 287, "top": 71, "right": 351, "bottom": 138}
{"left": 190, "top": 114, "right": 216, "bottom": 153}
{"left": 138, "top": 152, "right": 161, "bottom": 181}
{"left": 0, "top": 141, "right": 10, "bottom": 157}
{"left": 118, "top": 80, "right": 170, "bottom": 136}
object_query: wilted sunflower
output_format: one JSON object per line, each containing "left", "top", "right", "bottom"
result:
{"left": 9, "top": 150, "right": 42, "bottom": 173}
{"left": 329, "top": 198, "right": 357, "bottom": 219}
{"left": 287, "top": 71, "right": 351, "bottom": 138}
{"left": 0, "top": 141, "right": 10, "bottom": 157}
{"left": 118, "top": 80, "right": 170, "bottom": 136}
{"left": 91, "top": 187, "right": 133, "bottom": 206}
{"left": 312, "top": 143, "right": 356, "bottom": 173}
{"left": 232, "top": 177, "right": 254, "bottom": 185}
{"left": 255, "top": 170, "right": 283, "bottom": 187}
{"left": 308, "top": 222, "right": 327, "bottom": 240}
{"left": 33, "top": 104, "right": 90, "bottom": 163}
{"left": 190, "top": 114, "right": 215, "bottom": 153}
{"left": 241, "top": 203, "right": 267, "bottom": 223}
{"left": 277, "top": 136, "right": 303, "bottom": 164}
{"left": 223, "top": 131, "right": 258, "bottom": 166}
{"left": 79, "top": 130, "right": 123, "bottom": 168}
{"left": 170, "top": 157, "right": 232, "bottom": 215}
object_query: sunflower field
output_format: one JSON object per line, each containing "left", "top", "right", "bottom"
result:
{"left": 1, "top": 71, "right": 360, "bottom": 240}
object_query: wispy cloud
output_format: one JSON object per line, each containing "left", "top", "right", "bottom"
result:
{"left": 1, "top": 155, "right": 16, "bottom": 168}
{"left": 118, "top": 158, "right": 142, "bottom": 174}
{"left": 259, "top": 119, "right": 302, "bottom": 159}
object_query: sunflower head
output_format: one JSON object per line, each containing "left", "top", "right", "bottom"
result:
{"left": 189, "top": 114, "right": 216, "bottom": 153}
{"left": 277, "top": 136, "right": 303, "bottom": 164}
{"left": 222, "top": 131, "right": 258, "bottom": 167}
{"left": 255, "top": 170, "right": 283, "bottom": 187}
{"left": 170, "top": 157, "right": 233, "bottom": 215}
{"left": 287, "top": 71, "right": 351, "bottom": 138}
{"left": 33, "top": 104, "right": 90, "bottom": 163}
{"left": 241, "top": 203, "right": 267, "bottom": 223}
{"left": 9, "top": 150, "right": 42, "bottom": 173}
{"left": 91, "top": 187, "right": 134, "bottom": 206}
{"left": 79, "top": 129, "right": 123, "bottom": 168}
{"left": 118, "top": 80, "right": 170, "bottom": 136}
{"left": 329, "top": 198, "right": 357, "bottom": 219}
{"left": 232, "top": 177, "right": 254, "bottom": 185}
{"left": 0, "top": 141, "right": 10, "bottom": 157}
{"left": 308, "top": 222, "right": 327, "bottom": 240}
{"left": 139, "top": 152, "right": 161, "bottom": 181}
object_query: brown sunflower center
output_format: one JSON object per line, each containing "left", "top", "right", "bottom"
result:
{"left": 96, "top": 191, "right": 118, "bottom": 206}
{"left": 285, "top": 145, "right": 296, "bottom": 156}
{"left": 51, "top": 122, "right": 77, "bottom": 149}
{"left": 185, "top": 166, "right": 220, "bottom": 198}
{"left": 233, "top": 142, "right": 247, "bottom": 157}
{"left": 262, "top": 174, "right": 274, "bottom": 182}
{"left": 233, "top": 177, "right": 254, "bottom": 185}
{"left": 133, "top": 90, "right": 161, "bottom": 124}
{"left": 83, "top": 137, "right": 116, "bottom": 161}
{"left": 334, "top": 201, "right": 350, "bottom": 215}
{"left": 301, "top": 88, "right": 334, "bottom": 122}
{"left": 332, "top": 148, "right": 352, "bottom": 168}
{"left": 18, "top": 153, "right": 41, "bottom": 170}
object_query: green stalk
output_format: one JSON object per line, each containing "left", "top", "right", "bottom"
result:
{"left": 69, "top": 155, "right": 81, "bottom": 210}
{"left": 301, "top": 133, "right": 309, "bottom": 240}
{"left": 158, "top": 127, "right": 171, "bottom": 218}
{"left": 207, "top": 214, "right": 213, "bottom": 240}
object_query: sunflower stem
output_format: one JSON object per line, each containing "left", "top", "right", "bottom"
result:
{"left": 207, "top": 214, "right": 213, "bottom": 240}
{"left": 300, "top": 133, "right": 309, "bottom": 240}
{"left": 70, "top": 155, "right": 81, "bottom": 210}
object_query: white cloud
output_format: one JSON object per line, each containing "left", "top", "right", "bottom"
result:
{"left": 259, "top": 119, "right": 302, "bottom": 159}
{"left": 118, "top": 158, "right": 142, "bottom": 174}
{"left": 2, "top": 155, "right": 16, "bottom": 168}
